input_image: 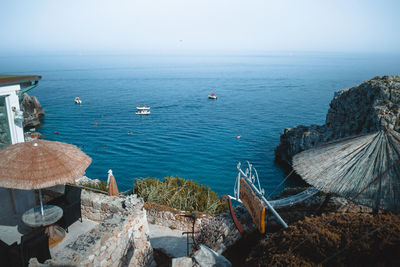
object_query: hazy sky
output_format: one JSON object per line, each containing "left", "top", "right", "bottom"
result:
{"left": 1, "top": 0, "right": 399, "bottom": 53}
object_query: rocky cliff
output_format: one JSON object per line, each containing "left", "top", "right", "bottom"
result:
{"left": 20, "top": 93, "right": 44, "bottom": 128}
{"left": 275, "top": 74, "right": 400, "bottom": 169}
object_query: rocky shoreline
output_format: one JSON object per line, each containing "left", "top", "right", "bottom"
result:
{"left": 21, "top": 93, "right": 45, "bottom": 129}
{"left": 275, "top": 75, "right": 400, "bottom": 169}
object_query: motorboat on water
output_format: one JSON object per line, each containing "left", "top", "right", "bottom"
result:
{"left": 136, "top": 105, "right": 150, "bottom": 115}
{"left": 208, "top": 93, "right": 217, "bottom": 99}
{"left": 75, "top": 97, "right": 82, "bottom": 104}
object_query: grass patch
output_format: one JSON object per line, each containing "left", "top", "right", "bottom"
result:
{"left": 134, "top": 177, "right": 228, "bottom": 216}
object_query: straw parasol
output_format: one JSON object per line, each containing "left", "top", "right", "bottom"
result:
{"left": 0, "top": 140, "right": 91, "bottom": 215}
{"left": 107, "top": 169, "right": 119, "bottom": 197}
{"left": 292, "top": 129, "right": 400, "bottom": 212}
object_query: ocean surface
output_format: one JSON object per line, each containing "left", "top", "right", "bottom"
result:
{"left": 1, "top": 52, "right": 399, "bottom": 196}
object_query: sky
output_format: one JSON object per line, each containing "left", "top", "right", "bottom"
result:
{"left": 1, "top": 0, "right": 399, "bottom": 53}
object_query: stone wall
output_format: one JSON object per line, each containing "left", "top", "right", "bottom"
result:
{"left": 81, "top": 190, "right": 124, "bottom": 222}
{"left": 33, "top": 191, "right": 154, "bottom": 267}
{"left": 145, "top": 203, "right": 211, "bottom": 232}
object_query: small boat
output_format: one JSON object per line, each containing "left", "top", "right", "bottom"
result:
{"left": 208, "top": 93, "right": 217, "bottom": 99}
{"left": 136, "top": 105, "right": 150, "bottom": 115}
{"left": 75, "top": 97, "right": 82, "bottom": 104}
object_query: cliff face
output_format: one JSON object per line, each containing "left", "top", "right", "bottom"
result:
{"left": 20, "top": 93, "right": 44, "bottom": 128}
{"left": 275, "top": 74, "right": 400, "bottom": 168}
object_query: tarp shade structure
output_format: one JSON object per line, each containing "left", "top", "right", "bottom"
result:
{"left": 293, "top": 129, "right": 400, "bottom": 213}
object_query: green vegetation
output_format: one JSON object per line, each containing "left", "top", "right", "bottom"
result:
{"left": 133, "top": 177, "right": 228, "bottom": 216}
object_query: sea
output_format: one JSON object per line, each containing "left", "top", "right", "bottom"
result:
{"left": 1, "top": 51, "right": 399, "bottom": 196}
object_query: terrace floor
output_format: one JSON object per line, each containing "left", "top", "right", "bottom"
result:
{"left": 148, "top": 223, "right": 193, "bottom": 258}
{"left": 50, "top": 218, "right": 98, "bottom": 256}
{"left": 0, "top": 211, "right": 98, "bottom": 256}
{"left": 0, "top": 188, "right": 98, "bottom": 257}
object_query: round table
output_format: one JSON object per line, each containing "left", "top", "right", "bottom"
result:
{"left": 22, "top": 205, "right": 65, "bottom": 247}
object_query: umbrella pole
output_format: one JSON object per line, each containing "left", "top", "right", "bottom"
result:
{"left": 38, "top": 189, "right": 44, "bottom": 217}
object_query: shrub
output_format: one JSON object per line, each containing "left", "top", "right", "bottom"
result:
{"left": 133, "top": 177, "right": 227, "bottom": 216}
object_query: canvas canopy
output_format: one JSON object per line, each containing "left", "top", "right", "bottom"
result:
{"left": 293, "top": 129, "right": 400, "bottom": 212}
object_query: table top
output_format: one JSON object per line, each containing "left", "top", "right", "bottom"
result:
{"left": 22, "top": 205, "right": 63, "bottom": 228}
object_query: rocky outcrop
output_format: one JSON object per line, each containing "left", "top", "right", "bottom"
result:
{"left": 193, "top": 245, "right": 232, "bottom": 267}
{"left": 275, "top": 74, "right": 400, "bottom": 168}
{"left": 20, "top": 93, "right": 44, "bottom": 128}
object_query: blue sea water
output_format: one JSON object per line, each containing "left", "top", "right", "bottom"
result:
{"left": 1, "top": 52, "right": 399, "bottom": 196}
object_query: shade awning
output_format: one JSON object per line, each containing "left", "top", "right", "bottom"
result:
{"left": 0, "top": 140, "right": 91, "bottom": 190}
{"left": 293, "top": 129, "right": 400, "bottom": 212}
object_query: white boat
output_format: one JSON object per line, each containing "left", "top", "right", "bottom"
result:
{"left": 136, "top": 105, "right": 150, "bottom": 115}
{"left": 208, "top": 93, "right": 217, "bottom": 99}
{"left": 74, "top": 97, "right": 82, "bottom": 104}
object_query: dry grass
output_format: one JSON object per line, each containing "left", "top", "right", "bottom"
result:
{"left": 133, "top": 177, "right": 228, "bottom": 216}
{"left": 245, "top": 213, "right": 400, "bottom": 266}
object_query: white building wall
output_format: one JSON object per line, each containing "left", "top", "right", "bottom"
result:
{"left": 0, "top": 84, "right": 24, "bottom": 144}
{"left": 0, "top": 84, "right": 35, "bottom": 216}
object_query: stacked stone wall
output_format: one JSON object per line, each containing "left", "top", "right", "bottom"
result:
{"left": 31, "top": 191, "right": 154, "bottom": 267}
{"left": 145, "top": 204, "right": 211, "bottom": 232}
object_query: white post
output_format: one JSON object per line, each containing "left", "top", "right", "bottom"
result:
{"left": 236, "top": 170, "right": 241, "bottom": 201}
{"left": 38, "top": 189, "right": 44, "bottom": 217}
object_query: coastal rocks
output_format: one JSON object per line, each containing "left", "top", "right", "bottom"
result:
{"left": 274, "top": 125, "right": 326, "bottom": 169}
{"left": 20, "top": 93, "right": 44, "bottom": 128}
{"left": 171, "top": 257, "right": 194, "bottom": 267}
{"left": 192, "top": 245, "right": 232, "bottom": 267}
{"left": 43, "top": 191, "right": 154, "bottom": 267}
{"left": 275, "top": 75, "right": 400, "bottom": 167}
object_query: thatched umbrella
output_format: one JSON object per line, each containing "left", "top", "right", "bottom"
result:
{"left": 0, "top": 140, "right": 91, "bottom": 215}
{"left": 293, "top": 129, "right": 400, "bottom": 212}
{"left": 107, "top": 169, "right": 119, "bottom": 197}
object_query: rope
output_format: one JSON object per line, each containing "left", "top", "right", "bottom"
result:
{"left": 267, "top": 169, "right": 294, "bottom": 199}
